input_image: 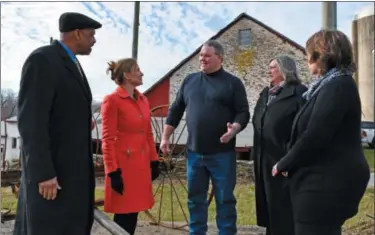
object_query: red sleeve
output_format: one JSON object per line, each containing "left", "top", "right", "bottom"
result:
{"left": 145, "top": 98, "right": 159, "bottom": 161}
{"left": 101, "top": 95, "right": 119, "bottom": 174}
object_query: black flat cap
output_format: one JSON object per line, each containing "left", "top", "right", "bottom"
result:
{"left": 59, "top": 12, "right": 102, "bottom": 33}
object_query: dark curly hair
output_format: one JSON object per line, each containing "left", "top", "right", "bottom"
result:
{"left": 305, "top": 29, "right": 356, "bottom": 75}
{"left": 106, "top": 58, "right": 137, "bottom": 85}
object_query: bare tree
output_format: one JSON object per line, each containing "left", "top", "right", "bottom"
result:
{"left": 1, "top": 89, "right": 17, "bottom": 119}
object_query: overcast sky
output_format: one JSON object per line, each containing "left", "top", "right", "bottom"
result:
{"left": 1, "top": 1, "right": 372, "bottom": 100}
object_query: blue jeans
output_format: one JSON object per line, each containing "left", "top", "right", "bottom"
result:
{"left": 187, "top": 149, "right": 237, "bottom": 235}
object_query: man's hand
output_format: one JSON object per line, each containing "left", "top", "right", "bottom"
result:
{"left": 160, "top": 139, "right": 171, "bottom": 155}
{"left": 91, "top": 120, "right": 95, "bottom": 130}
{"left": 272, "top": 163, "right": 288, "bottom": 177}
{"left": 272, "top": 164, "right": 279, "bottom": 177}
{"left": 38, "top": 177, "right": 61, "bottom": 200}
{"left": 220, "top": 122, "right": 238, "bottom": 143}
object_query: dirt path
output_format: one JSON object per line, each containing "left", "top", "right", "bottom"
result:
{"left": 1, "top": 220, "right": 266, "bottom": 235}
{"left": 93, "top": 221, "right": 266, "bottom": 235}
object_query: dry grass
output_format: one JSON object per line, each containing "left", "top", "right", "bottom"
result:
{"left": 342, "top": 188, "right": 374, "bottom": 235}
{"left": 1, "top": 187, "right": 18, "bottom": 213}
{"left": 1, "top": 149, "right": 374, "bottom": 235}
{"left": 94, "top": 184, "right": 374, "bottom": 234}
{"left": 1, "top": 184, "right": 374, "bottom": 234}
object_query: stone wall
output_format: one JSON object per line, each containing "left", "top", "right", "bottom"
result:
{"left": 169, "top": 17, "right": 312, "bottom": 116}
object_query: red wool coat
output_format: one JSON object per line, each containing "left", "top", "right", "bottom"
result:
{"left": 101, "top": 86, "right": 158, "bottom": 214}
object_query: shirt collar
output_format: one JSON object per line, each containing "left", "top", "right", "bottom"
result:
{"left": 269, "top": 81, "right": 285, "bottom": 95}
{"left": 58, "top": 41, "right": 76, "bottom": 62}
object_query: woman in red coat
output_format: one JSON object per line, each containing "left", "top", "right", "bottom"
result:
{"left": 101, "top": 58, "right": 160, "bottom": 235}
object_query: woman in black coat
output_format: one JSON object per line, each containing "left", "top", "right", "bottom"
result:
{"left": 251, "top": 55, "right": 307, "bottom": 235}
{"left": 273, "top": 30, "right": 370, "bottom": 235}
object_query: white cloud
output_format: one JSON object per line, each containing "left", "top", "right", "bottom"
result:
{"left": 1, "top": 2, "right": 371, "bottom": 101}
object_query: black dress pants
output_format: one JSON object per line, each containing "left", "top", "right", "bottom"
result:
{"left": 113, "top": 212, "right": 139, "bottom": 235}
{"left": 295, "top": 222, "right": 342, "bottom": 235}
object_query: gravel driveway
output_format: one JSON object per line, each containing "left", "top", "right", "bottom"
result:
{"left": 1, "top": 220, "right": 266, "bottom": 235}
{"left": 368, "top": 173, "right": 374, "bottom": 187}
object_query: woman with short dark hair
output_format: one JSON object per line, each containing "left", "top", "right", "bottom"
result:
{"left": 252, "top": 54, "right": 307, "bottom": 235}
{"left": 273, "top": 30, "right": 370, "bottom": 235}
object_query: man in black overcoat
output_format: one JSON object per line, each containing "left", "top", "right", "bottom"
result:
{"left": 14, "top": 12, "right": 102, "bottom": 235}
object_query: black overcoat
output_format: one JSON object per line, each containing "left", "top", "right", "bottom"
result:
{"left": 277, "top": 75, "right": 370, "bottom": 226}
{"left": 251, "top": 83, "right": 307, "bottom": 235}
{"left": 14, "top": 40, "right": 95, "bottom": 235}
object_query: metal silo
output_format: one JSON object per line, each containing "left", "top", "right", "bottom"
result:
{"left": 352, "top": 4, "right": 374, "bottom": 121}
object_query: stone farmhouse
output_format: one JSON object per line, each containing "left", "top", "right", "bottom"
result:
{"left": 143, "top": 12, "right": 312, "bottom": 156}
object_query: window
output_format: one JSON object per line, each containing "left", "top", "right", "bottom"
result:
{"left": 238, "top": 29, "right": 251, "bottom": 46}
{"left": 12, "top": 138, "right": 17, "bottom": 149}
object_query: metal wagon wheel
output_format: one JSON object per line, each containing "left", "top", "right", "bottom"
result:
{"left": 144, "top": 105, "right": 215, "bottom": 230}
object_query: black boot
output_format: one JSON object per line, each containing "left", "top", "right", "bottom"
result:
{"left": 113, "top": 212, "right": 138, "bottom": 235}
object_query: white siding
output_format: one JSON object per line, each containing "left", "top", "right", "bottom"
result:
{"left": 1, "top": 121, "right": 21, "bottom": 160}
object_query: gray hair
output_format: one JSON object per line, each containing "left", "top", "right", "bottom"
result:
{"left": 271, "top": 55, "right": 301, "bottom": 85}
{"left": 203, "top": 40, "right": 224, "bottom": 57}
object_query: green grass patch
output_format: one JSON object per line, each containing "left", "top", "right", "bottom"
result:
{"left": 364, "top": 148, "right": 374, "bottom": 172}
{"left": 1, "top": 185, "right": 374, "bottom": 234}
{"left": 134, "top": 183, "right": 257, "bottom": 225}
{"left": 1, "top": 187, "right": 18, "bottom": 212}
{"left": 94, "top": 183, "right": 373, "bottom": 233}
{"left": 1, "top": 165, "right": 373, "bottom": 235}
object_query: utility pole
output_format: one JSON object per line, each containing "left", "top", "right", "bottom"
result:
{"left": 132, "top": 1, "right": 140, "bottom": 60}
{"left": 322, "top": 2, "right": 337, "bottom": 30}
